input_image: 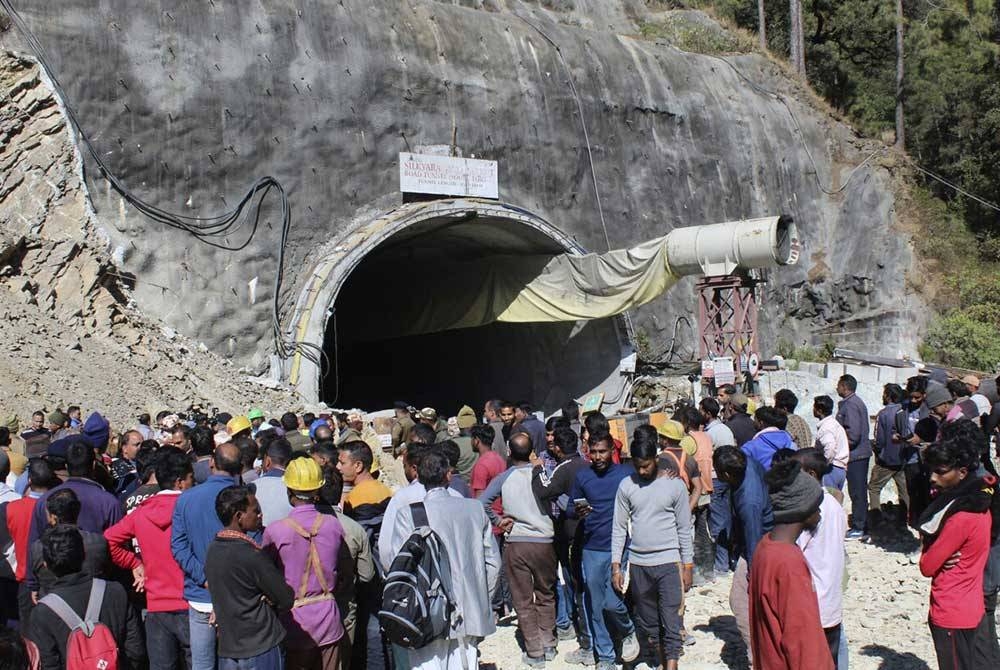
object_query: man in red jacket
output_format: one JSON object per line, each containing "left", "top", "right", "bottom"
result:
{"left": 2, "top": 458, "right": 59, "bottom": 629}
{"left": 748, "top": 459, "right": 833, "bottom": 670}
{"left": 918, "top": 432, "right": 994, "bottom": 670}
{"left": 105, "top": 449, "right": 194, "bottom": 670}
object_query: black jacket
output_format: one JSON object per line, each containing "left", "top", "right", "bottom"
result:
{"left": 29, "top": 573, "right": 144, "bottom": 670}
{"left": 204, "top": 533, "right": 294, "bottom": 659}
{"left": 726, "top": 412, "right": 757, "bottom": 448}
{"left": 30, "top": 530, "right": 111, "bottom": 595}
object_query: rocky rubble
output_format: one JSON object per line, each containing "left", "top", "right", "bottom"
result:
{"left": 0, "top": 51, "right": 295, "bottom": 429}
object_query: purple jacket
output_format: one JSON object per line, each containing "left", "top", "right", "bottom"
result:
{"left": 28, "top": 477, "right": 122, "bottom": 593}
{"left": 262, "top": 505, "right": 345, "bottom": 647}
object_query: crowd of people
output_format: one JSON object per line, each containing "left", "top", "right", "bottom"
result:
{"left": 0, "top": 372, "right": 998, "bottom": 670}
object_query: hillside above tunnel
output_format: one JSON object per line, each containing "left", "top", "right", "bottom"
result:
{"left": 1, "top": 1, "right": 928, "bottom": 411}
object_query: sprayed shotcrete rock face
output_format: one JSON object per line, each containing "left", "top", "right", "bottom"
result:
{"left": 4, "top": 1, "right": 923, "bottom": 407}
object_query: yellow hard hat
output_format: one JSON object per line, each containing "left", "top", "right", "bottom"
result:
{"left": 227, "top": 415, "right": 252, "bottom": 435}
{"left": 656, "top": 420, "right": 685, "bottom": 442}
{"left": 283, "top": 457, "right": 325, "bottom": 492}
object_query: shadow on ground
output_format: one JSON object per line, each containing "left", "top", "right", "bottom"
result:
{"left": 863, "top": 506, "right": 921, "bottom": 555}
{"left": 693, "top": 615, "right": 750, "bottom": 670}
{"left": 859, "top": 643, "right": 932, "bottom": 670}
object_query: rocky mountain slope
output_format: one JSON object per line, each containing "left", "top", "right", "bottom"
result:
{"left": 0, "top": 51, "right": 289, "bottom": 428}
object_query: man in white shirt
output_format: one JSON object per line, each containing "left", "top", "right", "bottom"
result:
{"left": 813, "top": 396, "right": 850, "bottom": 491}
{"left": 791, "top": 448, "right": 848, "bottom": 668}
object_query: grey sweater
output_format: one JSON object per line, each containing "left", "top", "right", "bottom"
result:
{"left": 611, "top": 474, "right": 693, "bottom": 567}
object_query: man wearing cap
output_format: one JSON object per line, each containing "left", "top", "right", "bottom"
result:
{"left": 47, "top": 411, "right": 76, "bottom": 442}
{"left": 748, "top": 459, "right": 832, "bottom": 670}
{"left": 453, "top": 406, "right": 480, "bottom": 478}
{"left": 247, "top": 408, "right": 266, "bottom": 438}
{"left": 836, "top": 374, "right": 872, "bottom": 541}
{"left": 263, "top": 457, "right": 346, "bottom": 669}
{"left": 725, "top": 394, "right": 756, "bottom": 448}
{"left": 417, "top": 408, "right": 450, "bottom": 442}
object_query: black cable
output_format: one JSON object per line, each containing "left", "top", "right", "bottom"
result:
{"left": 1, "top": 0, "right": 321, "bottom": 368}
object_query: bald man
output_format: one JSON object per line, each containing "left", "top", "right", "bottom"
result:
{"left": 171, "top": 442, "right": 244, "bottom": 670}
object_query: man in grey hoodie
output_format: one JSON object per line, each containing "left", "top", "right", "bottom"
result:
{"left": 611, "top": 436, "right": 693, "bottom": 670}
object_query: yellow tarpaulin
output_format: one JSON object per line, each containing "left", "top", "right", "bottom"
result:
{"left": 354, "top": 235, "right": 678, "bottom": 339}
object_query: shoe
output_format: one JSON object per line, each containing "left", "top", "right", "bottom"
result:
{"left": 683, "top": 631, "right": 696, "bottom": 646}
{"left": 544, "top": 647, "right": 558, "bottom": 661}
{"left": 522, "top": 653, "right": 546, "bottom": 668}
{"left": 595, "top": 661, "right": 617, "bottom": 670}
{"left": 558, "top": 625, "right": 576, "bottom": 641}
{"left": 564, "top": 648, "right": 597, "bottom": 666}
{"left": 845, "top": 529, "right": 866, "bottom": 541}
{"left": 620, "top": 631, "right": 640, "bottom": 662}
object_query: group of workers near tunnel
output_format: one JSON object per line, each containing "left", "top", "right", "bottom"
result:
{"left": 0, "top": 372, "right": 999, "bottom": 670}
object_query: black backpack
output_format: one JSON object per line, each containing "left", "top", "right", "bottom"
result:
{"left": 377, "top": 502, "right": 456, "bottom": 648}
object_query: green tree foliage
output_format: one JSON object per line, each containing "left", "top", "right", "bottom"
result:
{"left": 697, "top": 0, "right": 1000, "bottom": 368}
{"left": 707, "top": 0, "right": 1000, "bottom": 245}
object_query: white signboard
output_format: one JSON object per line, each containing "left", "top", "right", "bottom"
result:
{"left": 399, "top": 153, "right": 499, "bottom": 199}
{"left": 713, "top": 357, "right": 736, "bottom": 386}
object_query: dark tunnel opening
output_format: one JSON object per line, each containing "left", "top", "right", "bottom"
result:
{"left": 320, "top": 214, "right": 624, "bottom": 414}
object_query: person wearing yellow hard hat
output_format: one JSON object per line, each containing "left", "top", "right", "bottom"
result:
{"left": 656, "top": 420, "right": 702, "bottom": 513}
{"left": 227, "top": 415, "right": 252, "bottom": 439}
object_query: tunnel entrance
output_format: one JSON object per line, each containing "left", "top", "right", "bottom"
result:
{"left": 313, "top": 204, "right": 626, "bottom": 415}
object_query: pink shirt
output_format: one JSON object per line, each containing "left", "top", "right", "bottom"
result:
{"left": 471, "top": 450, "right": 507, "bottom": 535}
{"left": 262, "top": 505, "right": 345, "bottom": 646}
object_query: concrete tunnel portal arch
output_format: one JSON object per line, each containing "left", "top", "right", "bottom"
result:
{"left": 285, "top": 199, "right": 630, "bottom": 413}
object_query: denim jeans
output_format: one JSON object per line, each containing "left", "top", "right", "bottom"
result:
{"left": 823, "top": 465, "right": 847, "bottom": 491}
{"left": 147, "top": 609, "right": 191, "bottom": 670}
{"left": 846, "top": 458, "right": 870, "bottom": 532}
{"left": 581, "top": 549, "right": 633, "bottom": 662}
{"left": 219, "top": 645, "right": 283, "bottom": 670}
{"left": 709, "top": 479, "right": 731, "bottom": 573}
{"left": 189, "top": 606, "right": 216, "bottom": 670}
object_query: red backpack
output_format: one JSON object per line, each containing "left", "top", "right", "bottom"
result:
{"left": 39, "top": 578, "right": 118, "bottom": 670}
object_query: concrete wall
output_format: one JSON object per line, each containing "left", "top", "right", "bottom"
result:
{"left": 4, "top": 1, "right": 925, "bottom": 373}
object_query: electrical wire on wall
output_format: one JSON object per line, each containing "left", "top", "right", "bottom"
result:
{"left": 0, "top": 0, "right": 325, "bottom": 371}
{"left": 514, "top": 11, "right": 639, "bottom": 349}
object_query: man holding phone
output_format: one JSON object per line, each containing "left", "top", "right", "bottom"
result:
{"left": 566, "top": 432, "right": 639, "bottom": 669}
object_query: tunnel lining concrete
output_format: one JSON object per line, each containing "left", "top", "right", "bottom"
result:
{"left": 284, "top": 198, "right": 627, "bottom": 406}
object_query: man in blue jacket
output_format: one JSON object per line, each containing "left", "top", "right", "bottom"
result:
{"left": 740, "top": 406, "right": 796, "bottom": 471}
{"left": 170, "top": 442, "right": 242, "bottom": 670}
{"left": 836, "top": 374, "right": 872, "bottom": 540}
{"left": 714, "top": 445, "right": 774, "bottom": 660}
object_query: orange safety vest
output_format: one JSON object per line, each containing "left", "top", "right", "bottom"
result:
{"left": 689, "top": 431, "right": 714, "bottom": 494}
{"left": 660, "top": 448, "right": 692, "bottom": 492}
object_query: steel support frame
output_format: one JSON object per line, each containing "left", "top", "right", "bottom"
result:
{"left": 697, "top": 274, "right": 760, "bottom": 363}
